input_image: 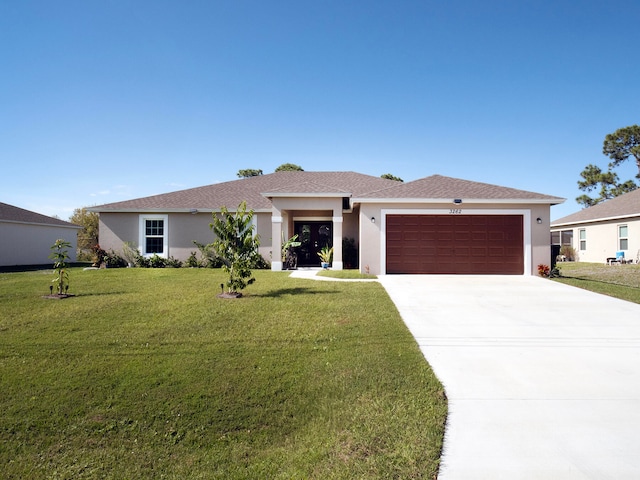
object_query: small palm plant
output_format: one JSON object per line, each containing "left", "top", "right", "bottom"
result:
{"left": 49, "top": 239, "right": 72, "bottom": 295}
{"left": 318, "top": 245, "right": 333, "bottom": 268}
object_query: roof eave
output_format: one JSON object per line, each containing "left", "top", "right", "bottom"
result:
{"left": 353, "top": 197, "right": 565, "bottom": 205}
{"left": 0, "top": 219, "right": 82, "bottom": 229}
{"left": 551, "top": 212, "right": 640, "bottom": 228}
{"left": 88, "top": 207, "right": 273, "bottom": 214}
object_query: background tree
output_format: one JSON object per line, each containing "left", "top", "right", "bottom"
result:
{"left": 275, "top": 163, "right": 304, "bottom": 172}
{"left": 210, "top": 201, "right": 261, "bottom": 296}
{"left": 603, "top": 125, "right": 640, "bottom": 176}
{"left": 576, "top": 125, "right": 639, "bottom": 207}
{"left": 381, "top": 173, "right": 403, "bottom": 182}
{"left": 237, "top": 169, "right": 263, "bottom": 178}
{"left": 576, "top": 165, "right": 637, "bottom": 207}
{"left": 69, "top": 207, "right": 99, "bottom": 260}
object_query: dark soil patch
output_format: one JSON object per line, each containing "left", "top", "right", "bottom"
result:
{"left": 42, "top": 294, "right": 76, "bottom": 300}
{"left": 216, "top": 292, "right": 243, "bottom": 299}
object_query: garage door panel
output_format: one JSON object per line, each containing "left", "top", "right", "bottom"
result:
{"left": 386, "top": 214, "right": 523, "bottom": 274}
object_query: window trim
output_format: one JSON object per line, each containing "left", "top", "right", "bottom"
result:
{"left": 139, "top": 214, "right": 169, "bottom": 258}
{"left": 579, "top": 228, "right": 586, "bottom": 251}
{"left": 618, "top": 224, "right": 628, "bottom": 251}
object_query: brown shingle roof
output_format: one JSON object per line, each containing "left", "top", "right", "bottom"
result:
{"left": 551, "top": 188, "right": 640, "bottom": 226}
{"left": 90, "top": 171, "right": 399, "bottom": 212}
{"left": 0, "top": 202, "right": 80, "bottom": 228}
{"left": 360, "top": 174, "right": 564, "bottom": 202}
{"left": 89, "top": 172, "right": 563, "bottom": 213}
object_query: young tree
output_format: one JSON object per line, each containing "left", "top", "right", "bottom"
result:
{"left": 237, "top": 169, "right": 263, "bottom": 178}
{"left": 49, "top": 239, "right": 72, "bottom": 295}
{"left": 275, "top": 163, "right": 304, "bottom": 172}
{"left": 381, "top": 173, "right": 403, "bottom": 182}
{"left": 210, "top": 201, "right": 261, "bottom": 296}
{"left": 576, "top": 126, "right": 639, "bottom": 207}
{"left": 69, "top": 207, "right": 99, "bottom": 259}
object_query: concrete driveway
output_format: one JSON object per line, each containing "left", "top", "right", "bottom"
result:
{"left": 378, "top": 275, "right": 640, "bottom": 480}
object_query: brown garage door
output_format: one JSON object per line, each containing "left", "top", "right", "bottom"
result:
{"left": 386, "top": 214, "right": 524, "bottom": 274}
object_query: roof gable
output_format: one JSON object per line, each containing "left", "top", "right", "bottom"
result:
{"left": 359, "top": 174, "right": 563, "bottom": 202}
{"left": 90, "top": 171, "right": 398, "bottom": 212}
{"left": 552, "top": 188, "right": 640, "bottom": 226}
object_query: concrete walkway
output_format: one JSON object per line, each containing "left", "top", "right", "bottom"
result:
{"left": 377, "top": 275, "right": 640, "bottom": 480}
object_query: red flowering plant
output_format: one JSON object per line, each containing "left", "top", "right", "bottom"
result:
{"left": 537, "top": 264, "right": 551, "bottom": 277}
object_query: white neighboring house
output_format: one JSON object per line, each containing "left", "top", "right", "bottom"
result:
{"left": 551, "top": 189, "right": 640, "bottom": 264}
{"left": 0, "top": 202, "right": 82, "bottom": 267}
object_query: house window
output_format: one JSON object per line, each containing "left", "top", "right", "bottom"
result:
{"left": 139, "top": 215, "right": 168, "bottom": 257}
{"left": 619, "top": 225, "right": 628, "bottom": 250}
{"left": 551, "top": 230, "right": 573, "bottom": 246}
{"left": 579, "top": 229, "right": 586, "bottom": 250}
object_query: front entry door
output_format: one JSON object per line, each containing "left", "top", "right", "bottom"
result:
{"left": 294, "top": 221, "right": 332, "bottom": 267}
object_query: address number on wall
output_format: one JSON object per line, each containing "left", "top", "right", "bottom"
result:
{"left": 449, "top": 209, "right": 462, "bottom": 214}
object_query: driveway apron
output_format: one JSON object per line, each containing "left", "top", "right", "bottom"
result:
{"left": 378, "top": 275, "right": 640, "bottom": 480}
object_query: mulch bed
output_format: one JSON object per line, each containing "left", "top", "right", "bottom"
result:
{"left": 216, "top": 292, "right": 243, "bottom": 299}
{"left": 42, "top": 294, "right": 76, "bottom": 300}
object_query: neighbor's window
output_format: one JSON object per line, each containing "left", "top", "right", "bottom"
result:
{"left": 139, "top": 215, "right": 168, "bottom": 257}
{"left": 619, "top": 225, "right": 628, "bottom": 250}
{"left": 561, "top": 230, "right": 573, "bottom": 246}
{"left": 579, "top": 229, "right": 586, "bottom": 250}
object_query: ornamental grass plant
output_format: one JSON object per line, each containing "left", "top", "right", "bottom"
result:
{"left": 0, "top": 267, "right": 446, "bottom": 479}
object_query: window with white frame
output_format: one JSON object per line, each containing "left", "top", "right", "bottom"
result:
{"left": 579, "top": 229, "right": 586, "bottom": 250}
{"left": 619, "top": 225, "right": 628, "bottom": 250}
{"left": 139, "top": 215, "right": 168, "bottom": 257}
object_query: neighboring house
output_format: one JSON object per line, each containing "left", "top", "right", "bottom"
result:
{"left": 0, "top": 202, "right": 82, "bottom": 267}
{"left": 89, "top": 171, "right": 564, "bottom": 275}
{"left": 551, "top": 188, "right": 640, "bottom": 264}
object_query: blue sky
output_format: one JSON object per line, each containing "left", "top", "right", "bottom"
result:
{"left": 1, "top": 0, "right": 638, "bottom": 221}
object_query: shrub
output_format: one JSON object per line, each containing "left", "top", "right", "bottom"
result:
{"left": 149, "top": 254, "right": 166, "bottom": 268}
{"left": 91, "top": 244, "right": 107, "bottom": 267}
{"left": 121, "top": 242, "right": 139, "bottom": 266}
{"left": 104, "top": 250, "right": 127, "bottom": 268}
{"left": 165, "top": 256, "right": 183, "bottom": 268}
{"left": 186, "top": 251, "right": 202, "bottom": 268}
{"left": 193, "top": 241, "right": 225, "bottom": 268}
{"left": 559, "top": 245, "right": 576, "bottom": 261}
{"left": 134, "top": 252, "right": 150, "bottom": 268}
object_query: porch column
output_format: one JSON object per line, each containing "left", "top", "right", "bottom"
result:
{"left": 271, "top": 213, "right": 283, "bottom": 271}
{"left": 332, "top": 214, "right": 343, "bottom": 270}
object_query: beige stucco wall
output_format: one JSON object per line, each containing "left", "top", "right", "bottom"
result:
{"left": 99, "top": 212, "right": 214, "bottom": 261}
{"left": 99, "top": 211, "right": 272, "bottom": 263}
{"left": 551, "top": 217, "right": 640, "bottom": 263}
{"left": 0, "top": 222, "right": 79, "bottom": 266}
{"left": 359, "top": 202, "right": 553, "bottom": 276}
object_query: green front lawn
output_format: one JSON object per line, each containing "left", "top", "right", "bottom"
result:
{"left": 553, "top": 262, "right": 640, "bottom": 304}
{"left": 0, "top": 268, "right": 446, "bottom": 479}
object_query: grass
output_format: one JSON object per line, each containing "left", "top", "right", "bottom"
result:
{"left": 316, "top": 269, "right": 378, "bottom": 280}
{"left": 0, "top": 267, "right": 446, "bottom": 479}
{"left": 553, "top": 262, "right": 640, "bottom": 304}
